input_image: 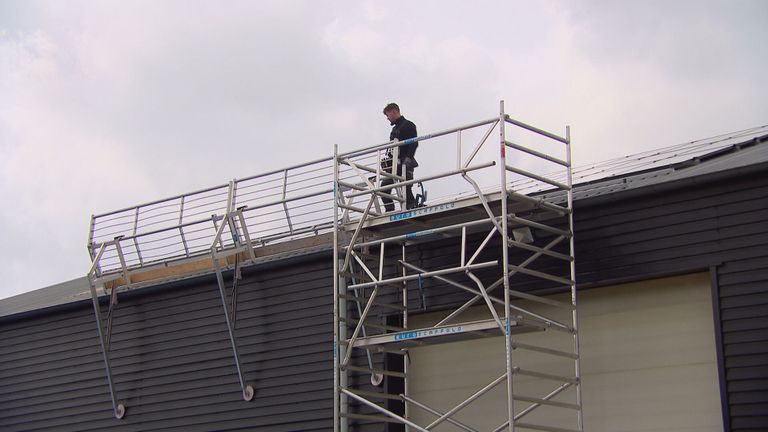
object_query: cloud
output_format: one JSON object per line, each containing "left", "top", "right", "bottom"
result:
{"left": 555, "top": 0, "right": 768, "bottom": 162}
{"left": 1, "top": 0, "right": 767, "bottom": 299}
{"left": 0, "top": 28, "right": 160, "bottom": 295}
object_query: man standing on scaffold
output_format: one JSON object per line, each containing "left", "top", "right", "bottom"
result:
{"left": 381, "top": 103, "right": 419, "bottom": 212}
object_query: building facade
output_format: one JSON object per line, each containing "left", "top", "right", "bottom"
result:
{"left": 1, "top": 131, "right": 767, "bottom": 431}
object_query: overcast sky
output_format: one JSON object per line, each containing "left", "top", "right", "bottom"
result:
{"left": 1, "top": 0, "right": 766, "bottom": 299}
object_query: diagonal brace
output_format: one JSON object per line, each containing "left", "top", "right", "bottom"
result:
{"left": 427, "top": 373, "right": 508, "bottom": 430}
{"left": 212, "top": 256, "right": 255, "bottom": 402}
{"left": 86, "top": 243, "right": 126, "bottom": 419}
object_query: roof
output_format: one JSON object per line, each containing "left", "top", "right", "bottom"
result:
{"left": 569, "top": 125, "right": 768, "bottom": 200}
{"left": 2, "top": 125, "right": 767, "bottom": 320}
{"left": 0, "top": 276, "right": 92, "bottom": 319}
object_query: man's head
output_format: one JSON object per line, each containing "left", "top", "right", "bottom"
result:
{"left": 383, "top": 102, "right": 401, "bottom": 124}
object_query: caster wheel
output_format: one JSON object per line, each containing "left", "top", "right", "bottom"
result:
{"left": 243, "top": 385, "right": 255, "bottom": 401}
{"left": 370, "top": 373, "right": 384, "bottom": 386}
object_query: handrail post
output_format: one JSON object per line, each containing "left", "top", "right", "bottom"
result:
{"left": 282, "top": 169, "right": 294, "bottom": 233}
{"left": 86, "top": 214, "right": 99, "bottom": 276}
{"left": 132, "top": 208, "right": 144, "bottom": 266}
{"left": 178, "top": 196, "right": 190, "bottom": 257}
{"left": 333, "top": 144, "right": 342, "bottom": 432}
{"left": 500, "top": 100, "right": 515, "bottom": 432}
{"left": 567, "top": 125, "right": 585, "bottom": 432}
{"left": 226, "top": 179, "right": 237, "bottom": 214}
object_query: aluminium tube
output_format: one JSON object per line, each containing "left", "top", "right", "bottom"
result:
{"left": 332, "top": 144, "right": 342, "bottom": 432}
{"left": 347, "top": 261, "right": 498, "bottom": 291}
{"left": 338, "top": 117, "right": 499, "bottom": 159}
{"left": 499, "top": 100, "right": 515, "bottom": 432}
{"left": 93, "top": 183, "right": 229, "bottom": 219}
{"left": 567, "top": 126, "right": 585, "bottom": 432}
{"left": 212, "top": 257, "right": 253, "bottom": 401}
{"left": 426, "top": 373, "right": 508, "bottom": 430}
{"left": 341, "top": 389, "right": 430, "bottom": 432}
{"left": 504, "top": 115, "right": 568, "bottom": 144}
{"left": 400, "top": 395, "right": 478, "bottom": 432}
{"left": 345, "top": 161, "right": 495, "bottom": 200}
{"left": 87, "top": 244, "right": 125, "bottom": 419}
{"left": 348, "top": 217, "right": 501, "bottom": 250}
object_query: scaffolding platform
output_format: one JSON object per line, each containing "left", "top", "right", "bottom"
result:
{"left": 345, "top": 189, "right": 569, "bottom": 248}
{"left": 348, "top": 318, "right": 544, "bottom": 350}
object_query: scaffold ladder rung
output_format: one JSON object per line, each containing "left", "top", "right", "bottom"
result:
{"left": 344, "top": 365, "right": 407, "bottom": 378}
{"left": 508, "top": 264, "right": 575, "bottom": 286}
{"left": 507, "top": 190, "right": 570, "bottom": 215}
{"left": 340, "top": 316, "right": 406, "bottom": 332}
{"left": 338, "top": 293, "right": 407, "bottom": 311}
{"left": 345, "top": 388, "right": 404, "bottom": 401}
{"left": 509, "top": 289, "right": 576, "bottom": 310}
{"left": 340, "top": 413, "right": 401, "bottom": 423}
{"left": 508, "top": 238, "right": 574, "bottom": 262}
{"left": 513, "top": 368, "right": 579, "bottom": 384}
{"left": 511, "top": 341, "right": 580, "bottom": 359}
{"left": 505, "top": 140, "right": 569, "bottom": 167}
{"left": 515, "top": 422, "right": 580, "bottom": 432}
{"left": 508, "top": 215, "right": 572, "bottom": 238}
{"left": 513, "top": 394, "right": 581, "bottom": 410}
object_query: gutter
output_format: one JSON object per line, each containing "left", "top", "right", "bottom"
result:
{"left": 574, "top": 160, "right": 768, "bottom": 209}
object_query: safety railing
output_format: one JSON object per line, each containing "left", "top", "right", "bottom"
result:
{"left": 88, "top": 154, "right": 377, "bottom": 275}
{"left": 87, "top": 111, "right": 571, "bottom": 279}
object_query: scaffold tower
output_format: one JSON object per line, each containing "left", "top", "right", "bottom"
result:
{"left": 333, "top": 101, "right": 582, "bottom": 431}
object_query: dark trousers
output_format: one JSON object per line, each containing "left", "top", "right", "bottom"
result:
{"left": 380, "top": 164, "right": 415, "bottom": 212}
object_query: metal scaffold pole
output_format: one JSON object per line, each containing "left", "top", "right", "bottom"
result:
{"left": 333, "top": 144, "right": 342, "bottom": 432}
{"left": 500, "top": 100, "right": 516, "bottom": 432}
{"left": 567, "top": 126, "right": 585, "bottom": 432}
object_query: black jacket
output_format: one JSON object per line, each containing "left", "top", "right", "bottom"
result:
{"left": 389, "top": 116, "right": 418, "bottom": 160}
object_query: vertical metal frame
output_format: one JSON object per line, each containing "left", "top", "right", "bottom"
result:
{"left": 499, "top": 101, "right": 515, "bottom": 431}
{"left": 211, "top": 255, "right": 255, "bottom": 402}
{"left": 209, "top": 206, "right": 256, "bottom": 402}
{"left": 566, "top": 126, "right": 584, "bottom": 432}
{"left": 86, "top": 242, "right": 126, "bottom": 419}
{"left": 333, "top": 144, "right": 340, "bottom": 431}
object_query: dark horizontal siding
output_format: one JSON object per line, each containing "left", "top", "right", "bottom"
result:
{"left": 1, "top": 165, "right": 767, "bottom": 431}
{"left": 0, "top": 258, "right": 334, "bottom": 432}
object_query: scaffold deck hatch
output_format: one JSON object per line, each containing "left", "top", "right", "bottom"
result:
{"left": 333, "top": 101, "right": 582, "bottom": 432}
{"left": 84, "top": 101, "right": 583, "bottom": 430}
